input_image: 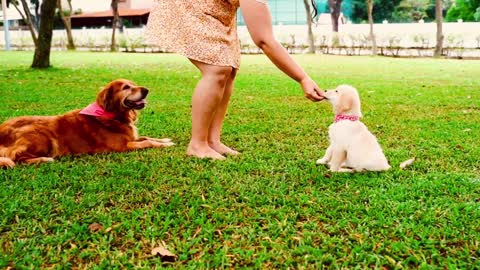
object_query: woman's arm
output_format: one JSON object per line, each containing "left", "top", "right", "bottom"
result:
{"left": 239, "top": 0, "right": 324, "bottom": 102}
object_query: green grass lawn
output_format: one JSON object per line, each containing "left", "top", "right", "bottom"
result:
{"left": 0, "top": 51, "right": 479, "bottom": 268}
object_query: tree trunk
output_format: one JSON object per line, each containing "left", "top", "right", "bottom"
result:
{"left": 111, "top": 0, "right": 119, "bottom": 52}
{"left": 433, "top": 0, "right": 443, "bottom": 57}
{"left": 328, "top": 0, "right": 343, "bottom": 32}
{"left": 31, "top": 0, "right": 57, "bottom": 69}
{"left": 303, "top": 0, "right": 315, "bottom": 53}
{"left": 367, "top": 0, "right": 377, "bottom": 55}
{"left": 12, "top": 0, "right": 38, "bottom": 46}
{"left": 57, "top": 0, "right": 75, "bottom": 50}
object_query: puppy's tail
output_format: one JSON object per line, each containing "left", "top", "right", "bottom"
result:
{"left": 0, "top": 157, "right": 15, "bottom": 169}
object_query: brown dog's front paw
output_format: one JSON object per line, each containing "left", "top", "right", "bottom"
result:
{"left": 25, "top": 157, "right": 55, "bottom": 164}
{"left": 151, "top": 141, "right": 175, "bottom": 148}
{"left": 0, "top": 157, "right": 15, "bottom": 168}
{"left": 163, "top": 142, "right": 175, "bottom": 147}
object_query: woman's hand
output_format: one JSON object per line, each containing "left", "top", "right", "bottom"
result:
{"left": 240, "top": 0, "right": 325, "bottom": 102}
{"left": 300, "top": 77, "right": 325, "bottom": 102}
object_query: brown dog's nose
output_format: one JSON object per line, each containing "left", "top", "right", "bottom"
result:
{"left": 141, "top": 88, "right": 149, "bottom": 97}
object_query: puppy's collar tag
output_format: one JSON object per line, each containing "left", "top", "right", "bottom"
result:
{"left": 80, "top": 103, "right": 116, "bottom": 119}
{"left": 335, "top": 114, "right": 359, "bottom": 123}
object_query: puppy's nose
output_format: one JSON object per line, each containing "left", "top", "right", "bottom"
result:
{"left": 141, "top": 87, "right": 149, "bottom": 96}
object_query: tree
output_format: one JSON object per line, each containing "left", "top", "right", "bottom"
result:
{"left": 433, "top": 0, "right": 443, "bottom": 57}
{"left": 57, "top": 0, "right": 75, "bottom": 50}
{"left": 8, "top": 0, "right": 38, "bottom": 46}
{"left": 303, "top": 0, "right": 315, "bottom": 53}
{"left": 328, "top": 0, "right": 343, "bottom": 32}
{"left": 392, "top": 0, "right": 431, "bottom": 22}
{"left": 352, "top": 0, "right": 402, "bottom": 23}
{"left": 110, "top": 0, "right": 119, "bottom": 52}
{"left": 446, "top": 0, "right": 480, "bottom": 22}
{"left": 31, "top": 0, "right": 57, "bottom": 68}
{"left": 426, "top": 0, "right": 454, "bottom": 20}
{"left": 366, "top": 0, "right": 377, "bottom": 55}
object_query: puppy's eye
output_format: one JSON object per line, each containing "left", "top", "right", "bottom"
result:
{"left": 335, "top": 90, "right": 338, "bottom": 93}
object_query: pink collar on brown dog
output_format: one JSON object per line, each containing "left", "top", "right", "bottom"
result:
{"left": 335, "top": 114, "right": 360, "bottom": 123}
{"left": 80, "top": 103, "right": 116, "bottom": 119}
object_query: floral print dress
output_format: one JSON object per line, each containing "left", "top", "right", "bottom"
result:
{"left": 145, "top": 0, "right": 243, "bottom": 69}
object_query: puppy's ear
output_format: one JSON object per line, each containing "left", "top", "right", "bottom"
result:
{"left": 338, "top": 93, "right": 353, "bottom": 113}
{"left": 96, "top": 85, "right": 114, "bottom": 112}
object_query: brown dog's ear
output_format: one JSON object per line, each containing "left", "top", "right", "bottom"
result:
{"left": 96, "top": 85, "right": 114, "bottom": 112}
{"left": 338, "top": 93, "right": 353, "bottom": 113}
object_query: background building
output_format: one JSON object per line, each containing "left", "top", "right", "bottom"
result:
{"left": 237, "top": 0, "right": 309, "bottom": 25}
{"left": 69, "top": 0, "right": 153, "bottom": 28}
{"left": 236, "top": 0, "right": 348, "bottom": 25}
{"left": 66, "top": 0, "right": 152, "bottom": 13}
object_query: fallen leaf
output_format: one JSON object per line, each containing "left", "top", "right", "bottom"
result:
{"left": 151, "top": 245, "right": 177, "bottom": 262}
{"left": 399, "top": 158, "right": 415, "bottom": 169}
{"left": 88, "top": 223, "right": 103, "bottom": 232}
{"left": 463, "top": 128, "right": 471, "bottom": 132}
{"left": 385, "top": 255, "right": 396, "bottom": 265}
{"left": 192, "top": 227, "right": 202, "bottom": 239}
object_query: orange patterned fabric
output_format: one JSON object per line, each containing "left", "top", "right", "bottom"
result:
{"left": 145, "top": 0, "right": 242, "bottom": 69}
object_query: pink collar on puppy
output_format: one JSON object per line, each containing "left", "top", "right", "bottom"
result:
{"left": 335, "top": 114, "right": 360, "bottom": 123}
{"left": 80, "top": 103, "right": 116, "bottom": 119}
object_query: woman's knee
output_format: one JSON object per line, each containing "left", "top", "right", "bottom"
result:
{"left": 203, "top": 66, "right": 233, "bottom": 86}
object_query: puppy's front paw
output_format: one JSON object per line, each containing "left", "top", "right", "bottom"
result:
{"left": 333, "top": 168, "right": 354, "bottom": 173}
{"left": 316, "top": 158, "right": 329, "bottom": 165}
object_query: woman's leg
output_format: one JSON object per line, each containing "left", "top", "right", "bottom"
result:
{"left": 208, "top": 68, "right": 240, "bottom": 155}
{"left": 187, "top": 59, "right": 233, "bottom": 160}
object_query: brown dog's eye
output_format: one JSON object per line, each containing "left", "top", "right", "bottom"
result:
{"left": 123, "top": 85, "right": 131, "bottom": 90}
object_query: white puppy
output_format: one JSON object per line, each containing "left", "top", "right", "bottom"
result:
{"left": 316, "top": 85, "right": 390, "bottom": 172}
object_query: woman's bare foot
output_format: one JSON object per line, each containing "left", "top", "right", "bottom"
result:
{"left": 209, "top": 141, "right": 240, "bottom": 156}
{"left": 187, "top": 143, "right": 226, "bottom": 160}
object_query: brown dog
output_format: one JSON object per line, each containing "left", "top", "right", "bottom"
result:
{"left": 0, "top": 79, "right": 174, "bottom": 168}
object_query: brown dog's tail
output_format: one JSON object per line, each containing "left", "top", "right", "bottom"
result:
{"left": 0, "top": 157, "right": 15, "bottom": 168}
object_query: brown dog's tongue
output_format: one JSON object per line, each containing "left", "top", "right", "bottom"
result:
{"left": 135, "top": 100, "right": 146, "bottom": 105}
